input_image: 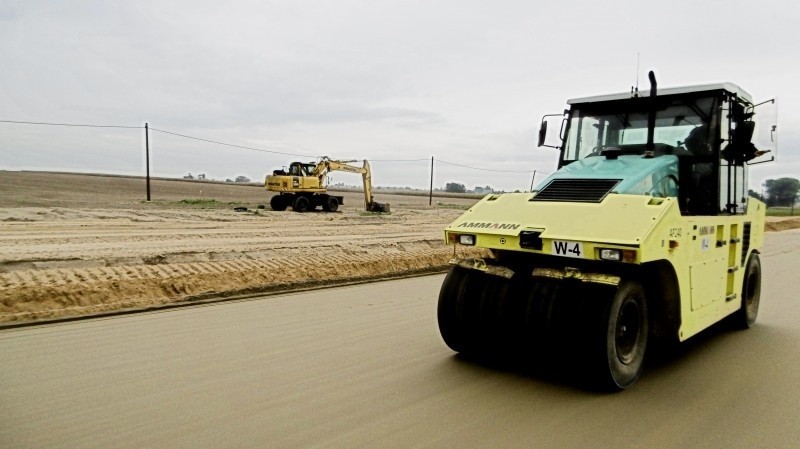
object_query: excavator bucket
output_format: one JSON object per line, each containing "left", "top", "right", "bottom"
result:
{"left": 368, "top": 202, "right": 390, "bottom": 213}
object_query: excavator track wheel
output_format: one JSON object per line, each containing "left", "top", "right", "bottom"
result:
{"left": 734, "top": 253, "right": 761, "bottom": 329}
{"left": 598, "top": 280, "right": 649, "bottom": 390}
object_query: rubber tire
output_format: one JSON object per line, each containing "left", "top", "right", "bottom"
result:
{"left": 270, "top": 195, "right": 288, "bottom": 211}
{"left": 597, "top": 280, "right": 649, "bottom": 390}
{"left": 733, "top": 253, "right": 761, "bottom": 329}
{"left": 292, "top": 196, "right": 310, "bottom": 213}
{"left": 437, "top": 266, "right": 519, "bottom": 358}
{"left": 437, "top": 267, "right": 470, "bottom": 353}
{"left": 323, "top": 196, "right": 339, "bottom": 212}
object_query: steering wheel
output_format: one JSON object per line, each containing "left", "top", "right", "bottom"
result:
{"left": 588, "top": 146, "right": 604, "bottom": 157}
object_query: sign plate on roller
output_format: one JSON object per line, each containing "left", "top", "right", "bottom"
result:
{"left": 551, "top": 240, "right": 584, "bottom": 258}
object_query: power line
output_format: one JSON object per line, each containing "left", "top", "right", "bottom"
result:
{"left": 370, "top": 158, "right": 430, "bottom": 162}
{"left": 437, "top": 158, "right": 548, "bottom": 175}
{"left": 0, "top": 119, "right": 143, "bottom": 129}
{"left": 1, "top": 118, "right": 553, "bottom": 177}
{"left": 149, "top": 127, "right": 318, "bottom": 159}
{"left": 1, "top": 119, "right": 318, "bottom": 159}
{"left": 151, "top": 129, "right": 434, "bottom": 163}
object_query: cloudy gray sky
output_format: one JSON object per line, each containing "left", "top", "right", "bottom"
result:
{"left": 1, "top": 0, "right": 797, "bottom": 192}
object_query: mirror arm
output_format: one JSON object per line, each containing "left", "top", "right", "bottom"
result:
{"left": 746, "top": 156, "right": 775, "bottom": 165}
{"left": 752, "top": 98, "right": 775, "bottom": 108}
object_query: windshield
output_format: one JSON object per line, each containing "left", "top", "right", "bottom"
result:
{"left": 563, "top": 96, "right": 717, "bottom": 161}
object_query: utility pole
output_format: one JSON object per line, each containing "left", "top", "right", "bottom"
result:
{"left": 429, "top": 156, "right": 434, "bottom": 206}
{"left": 529, "top": 170, "right": 537, "bottom": 192}
{"left": 145, "top": 123, "right": 151, "bottom": 202}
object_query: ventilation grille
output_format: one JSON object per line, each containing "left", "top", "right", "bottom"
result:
{"left": 741, "top": 222, "right": 751, "bottom": 266}
{"left": 531, "top": 179, "right": 621, "bottom": 203}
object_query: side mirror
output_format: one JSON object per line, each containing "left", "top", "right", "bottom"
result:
{"left": 538, "top": 121, "right": 547, "bottom": 147}
{"left": 538, "top": 111, "right": 568, "bottom": 149}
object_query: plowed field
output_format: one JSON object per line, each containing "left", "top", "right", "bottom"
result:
{"left": 0, "top": 171, "right": 484, "bottom": 323}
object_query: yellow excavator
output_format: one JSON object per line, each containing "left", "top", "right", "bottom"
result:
{"left": 265, "top": 157, "right": 390, "bottom": 213}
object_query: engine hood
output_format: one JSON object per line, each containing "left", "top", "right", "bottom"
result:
{"left": 535, "top": 154, "right": 679, "bottom": 198}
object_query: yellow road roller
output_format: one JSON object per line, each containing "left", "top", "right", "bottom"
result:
{"left": 438, "top": 73, "right": 776, "bottom": 389}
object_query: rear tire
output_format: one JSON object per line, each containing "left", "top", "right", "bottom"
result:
{"left": 596, "top": 280, "right": 649, "bottom": 390}
{"left": 270, "top": 195, "right": 288, "bottom": 211}
{"left": 292, "top": 196, "right": 310, "bottom": 212}
{"left": 733, "top": 253, "right": 761, "bottom": 329}
{"left": 323, "top": 196, "right": 339, "bottom": 212}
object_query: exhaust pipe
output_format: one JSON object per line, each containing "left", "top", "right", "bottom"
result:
{"left": 645, "top": 71, "right": 657, "bottom": 157}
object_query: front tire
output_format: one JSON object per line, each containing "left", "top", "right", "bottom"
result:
{"left": 437, "top": 267, "right": 470, "bottom": 353}
{"left": 598, "top": 280, "right": 649, "bottom": 390}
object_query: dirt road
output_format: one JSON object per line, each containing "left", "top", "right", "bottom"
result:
{"left": 1, "top": 230, "right": 798, "bottom": 449}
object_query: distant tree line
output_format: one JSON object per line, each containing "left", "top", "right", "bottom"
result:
{"left": 445, "top": 182, "right": 466, "bottom": 193}
{"left": 751, "top": 177, "right": 800, "bottom": 207}
{"left": 183, "top": 173, "right": 252, "bottom": 183}
{"left": 444, "top": 182, "right": 494, "bottom": 194}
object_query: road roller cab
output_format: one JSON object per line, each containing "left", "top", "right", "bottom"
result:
{"left": 438, "top": 73, "right": 776, "bottom": 390}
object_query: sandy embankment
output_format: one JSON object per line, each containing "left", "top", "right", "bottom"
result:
{"left": 0, "top": 206, "right": 487, "bottom": 323}
{"left": 765, "top": 216, "right": 800, "bottom": 232}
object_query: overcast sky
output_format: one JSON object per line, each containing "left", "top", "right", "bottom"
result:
{"left": 1, "top": 0, "right": 797, "bottom": 192}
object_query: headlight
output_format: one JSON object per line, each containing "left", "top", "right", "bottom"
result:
{"left": 598, "top": 248, "right": 636, "bottom": 262}
{"left": 458, "top": 234, "right": 476, "bottom": 245}
{"left": 599, "top": 248, "right": 621, "bottom": 261}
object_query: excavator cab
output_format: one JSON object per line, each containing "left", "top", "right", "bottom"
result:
{"left": 286, "top": 162, "right": 316, "bottom": 177}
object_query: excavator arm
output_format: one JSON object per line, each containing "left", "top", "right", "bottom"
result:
{"left": 313, "top": 157, "right": 388, "bottom": 212}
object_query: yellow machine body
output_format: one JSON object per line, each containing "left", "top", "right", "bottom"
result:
{"left": 445, "top": 193, "right": 765, "bottom": 342}
{"left": 266, "top": 174, "right": 326, "bottom": 192}
{"left": 436, "top": 77, "right": 774, "bottom": 389}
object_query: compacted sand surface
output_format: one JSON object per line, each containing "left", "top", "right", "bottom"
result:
{"left": 0, "top": 171, "right": 483, "bottom": 323}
